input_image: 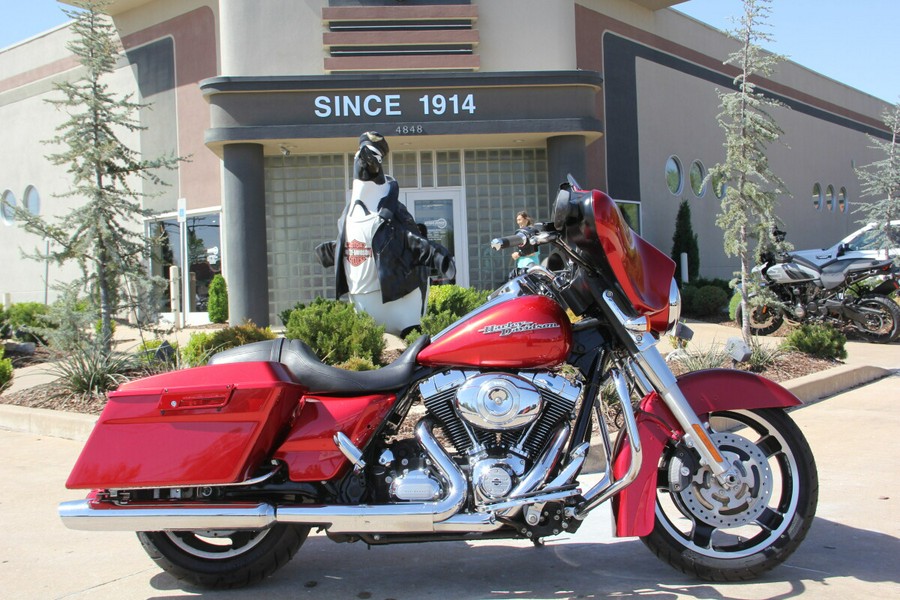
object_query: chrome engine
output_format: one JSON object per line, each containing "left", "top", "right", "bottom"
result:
{"left": 386, "top": 370, "right": 583, "bottom": 507}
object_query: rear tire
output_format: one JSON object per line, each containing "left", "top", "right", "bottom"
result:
{"left": 642, "top": 408, "right": 818, "bottom": 581}
{"left": 851, "top": 294, "right": 900, "bottom": 343}
{"left": 734, "top": 303, "right": 784, "bottom": 336}
{"left": 138, "top": 523, "right": 309, "bottom": 589}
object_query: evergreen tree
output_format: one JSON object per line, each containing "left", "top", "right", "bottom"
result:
{"left": 670, "top": 199, "right": 700, "bottom": 284}
{"left": 11, "top": 1, "right": 180, "bottom": 352}
{"left": 854, "top": 101, "right": 900, "bottom": 261}
{"left": 707, "top": 0, "right": 790, "bottom": 343}
{"left": 207, "top": 275, "right": 229, "bottom": 324}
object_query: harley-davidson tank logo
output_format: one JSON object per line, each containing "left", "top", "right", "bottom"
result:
{"left": 478, "top": 321, "right": 560, "bottom": 337}
{"left": 344, "top": 239, "right": 371, "bottom": 267}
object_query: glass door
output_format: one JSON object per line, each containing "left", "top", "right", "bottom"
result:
{"left": 403, "top": 189, "right": 468, "bottom": 288}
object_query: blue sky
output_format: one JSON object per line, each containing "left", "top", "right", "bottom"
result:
{"left": 2, "top": 0, "right": 898, "bottom": 105}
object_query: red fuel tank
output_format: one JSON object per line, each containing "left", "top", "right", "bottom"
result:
{"left": 417, "top": 295, "right": 571, "bottom": 369}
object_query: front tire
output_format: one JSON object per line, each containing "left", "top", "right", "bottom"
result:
{"left": 642, "top": 408, "right": 818, "bottom": 581}
{"left": 138, "top": 523, "right": 310, "bottom": 589}
{"left": 734, "top": 303, "right": 784, "bottom": 336}
{"left": 851, "top": 294, "right": 900, "bottom": 343}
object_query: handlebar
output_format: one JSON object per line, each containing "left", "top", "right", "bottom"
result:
{"left": 490, "top": 226, "right": 559, "bottom": 251}
{"left": 490, "top": 232, "right": 528, "bottom": 251}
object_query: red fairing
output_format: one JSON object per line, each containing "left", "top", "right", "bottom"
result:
{"left": 416, "top": 295, "right": 572, "bottom": 369}
{"left": 612, "top": 370, "right": 802, "bottom": 537}
{"left": 275, "top": 394, "right": 397, "bottom": 481}
{"left": 66, "top": 362, "right": 302, "bottom": 489}
{"left": 591, "top": 190, "right": 675, "bottom": 332}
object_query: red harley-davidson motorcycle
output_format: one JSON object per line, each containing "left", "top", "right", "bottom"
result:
{"left": 59, "top": 177, "right": 818, "bottom": 588}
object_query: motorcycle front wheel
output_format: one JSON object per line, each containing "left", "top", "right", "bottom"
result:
{"left": 137, "top": 523, "right": 310, "bottom": 589}
{"left": 642, "top": 408, "right": 818, "bottom": 581}
{"left": 850, "top": 294, "right": 900, "bottom": 343}
{"left": 734, "top": 303, "right": 784, "bottom": 336}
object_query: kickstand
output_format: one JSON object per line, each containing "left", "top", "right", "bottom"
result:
{"left": 531, "top": 537, "right": 545, "bottom": 548}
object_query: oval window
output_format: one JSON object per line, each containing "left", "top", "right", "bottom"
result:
{"left": 825, "top": 185, "right": 835, "bottom": 211}
{"left": 838, "top": 187, "right": 847, "bottom": 213}
{"left": 1, "top": 189, "right": 16, "bottom": 225}
{"left": 812, "top": 183, "right": 822, "bottom": 210}
{"left": 23, "top": 185, "right": 40, "bottom": 215}
{"left": 689, "top": 160, "right": 706, "bottom": 197}
{"left": 665, "top": 156, "right": 683, "bottom": 195}
{"left": 711, "top": 172, "right": 726, "bottom": 199}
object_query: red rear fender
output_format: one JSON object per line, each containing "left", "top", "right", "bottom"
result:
{"left": 612, "top": 369, "right": 801, "bottom": 537}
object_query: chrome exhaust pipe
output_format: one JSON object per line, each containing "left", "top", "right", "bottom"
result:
{"left": 278, "top": 419, "right": 466, "bottom": 533}
{"left": 59, "top": 419, "right": 468, "bottom": 534}
{"left": 58, "top": 500, "right": 276, "bottom": 532}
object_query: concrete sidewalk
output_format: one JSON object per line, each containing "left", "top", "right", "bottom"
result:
{"left": 2, "top": 373, "right": 897, "bottom": 599}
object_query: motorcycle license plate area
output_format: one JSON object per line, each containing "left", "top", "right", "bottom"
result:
{"left": 66, "top": 362, "right": 302, "bottom": 489}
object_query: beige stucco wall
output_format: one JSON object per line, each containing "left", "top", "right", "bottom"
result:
{"left": 475, "top": 0, "right": 577, "bottom": 71}
{"left": 635, "top": 57, "right": 883, "bottom": 280}
{"left": 219, "top": 0, "right": 326, "bottom": 76}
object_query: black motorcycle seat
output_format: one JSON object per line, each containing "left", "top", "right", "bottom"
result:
{"left": 791, "top": 254, "right": 888, "bottom": 290}
{"left": 208, "top": 334, "right": 430, "bottom": 394}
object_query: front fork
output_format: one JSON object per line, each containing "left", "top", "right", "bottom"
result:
{"left": 600, "top": 291, "right": 739, "bottom": 486}
{"left": 629, "top": 346, "right": 738, "bottom": 485}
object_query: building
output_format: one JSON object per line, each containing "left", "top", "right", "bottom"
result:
{"left": 0, "top": 0, "right": 891, "bottom": 327}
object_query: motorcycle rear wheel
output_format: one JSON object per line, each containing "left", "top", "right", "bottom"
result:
{"left": 137, "top": 523, "right": 310, "bottom": 589}
{"left": 851, "top": 294, "right": 900, "bottom": 343}
{"left": 734, "top": 303, "right": 784, "bottom": 336}
{"left": 642, "top": 408, "right": 818, "bottom": 581}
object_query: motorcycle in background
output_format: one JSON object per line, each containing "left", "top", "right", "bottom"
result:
{"left": 58, "top": 177, "right": 818, "bottom": 588}
{"left": 736, "top": 228, "right": 900, "bottom": 342}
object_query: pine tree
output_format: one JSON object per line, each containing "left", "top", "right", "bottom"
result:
{"left": 11, "top": 0, "right": 180, "bottom": 352}
{"left": 854, "top": 102, "right": 900, "bottom": 261}
{"left": 707, "top": 0, "right": 790, "bottom": 344}
{"left": 207, "top": 275, "right": 229, "bottom": 324}
{"left": 670, "top": 199, "right": 700, "bottom": 284}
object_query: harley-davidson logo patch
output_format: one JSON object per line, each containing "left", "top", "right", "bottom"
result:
{"left": 478, "top": 321, "right": 560, "bottom": 337}
{"left": 345, "top": 239, "right": 371, "bottom": 267}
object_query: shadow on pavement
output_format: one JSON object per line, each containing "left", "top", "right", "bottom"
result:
{"left": 144, "top": 516, "right": 899, "bottom": 599}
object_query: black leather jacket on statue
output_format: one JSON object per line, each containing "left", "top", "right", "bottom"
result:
{"left": 315, "top": 180, "right": 456, "bottom": 304}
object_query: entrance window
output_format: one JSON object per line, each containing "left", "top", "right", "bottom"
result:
{"left": 149, "top": 213, "right": 222, "bottom": 315}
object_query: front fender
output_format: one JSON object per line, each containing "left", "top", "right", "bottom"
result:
{"left": 611, "top": 369, "right": 801, "bottom": 537}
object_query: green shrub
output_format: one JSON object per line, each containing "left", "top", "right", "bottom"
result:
{"left": 694, "top": 277, "right": 732, "bottom": 294}
{"left": 181, "top": 322, "right": 276, "bottom": 367}
{"left": 404, "top": 284, "right": 490, "bottom": 343}
{"left": 0, "top": 306, "right": 10, "bottom": 339}
{"left": 285, "top": 298, "right": 384, "bottom": 365}
{"left": 279, "top": 302, "right": 305, "bottom": 327}
{"left": 783, "top": 324, "right": 847, "bottom": 360}
{"left": 728, "top": 292, "right": 742, "bottom": 320}
{"left": 427, "top": 284, "right": 490, "bottom": 318}
{"left": 207, "top": 274, "right": 229, "bottom": 324}
{"left": 746, "top": 336, "right": 786, "bottom": 371}
{"left": 685, "top": 285, "right": 729, "bottom": 317}
{"left": 136, "top": 339, "right": 179, "bottom": 369}
{"left": 0, "top": 347, "right": 13, "bottom": 391}
{"left": 668, "top": 343, "right": 729, "bottom": 371}
{"left": 7, "top": 302, "right": 51, "bottom": 343}
{"left": 50, "top": 343, "right": 136, "bottom": 396}
{"left": 670, "top": 199, "right": 700, "bottom": 284}
{"left": 335, "top": 356, "right": 377, "bottom": 371}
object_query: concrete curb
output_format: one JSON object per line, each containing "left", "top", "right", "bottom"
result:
{"left": 1, "top": 365, "right": 893, "bottom": 444}
{"left": 0, "top": 404, "right": 97, "bottom": 441}
{"left": 783, "top": 364, "right": 894, "bottom": 404}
